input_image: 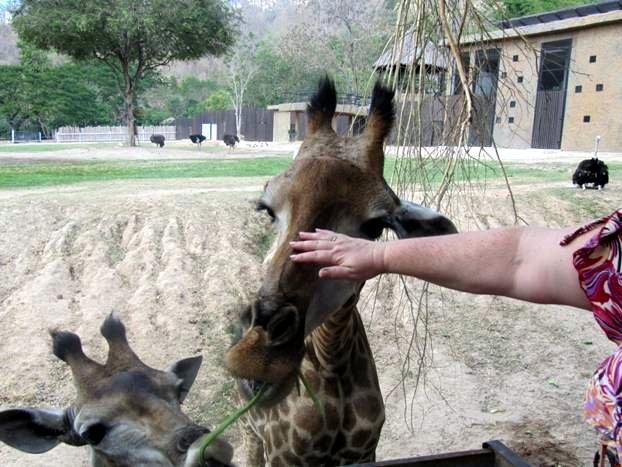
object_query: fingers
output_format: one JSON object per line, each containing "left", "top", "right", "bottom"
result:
{"left": 297, "top": 229, "right": 338, "bottom": 241}
{"left": 290, "top": 250, "right": 336, "bottom": 265}
{"left": 289, "top": 239, "right": 334, "bottom": 252}
{"left": 319, "top": 266, "right": 351, "bottom": 280}
{"left": 291, "top": 229, "right": 343, "bottom": 253}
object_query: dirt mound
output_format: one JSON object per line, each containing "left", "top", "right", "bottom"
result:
{"left": 0, "top": 179, "right": 266, "bottom": 466}
{"left": 0, "top": 176, "right": 621, "bottom": 465}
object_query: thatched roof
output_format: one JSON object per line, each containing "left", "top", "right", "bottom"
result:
{"left": 374, "top": 30, "right": 448, "bottom": 71}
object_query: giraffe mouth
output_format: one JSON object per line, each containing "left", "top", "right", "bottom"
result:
{"left": 246, "top": 379, "right": 267, "bottom": 395}
{"left": 239, "top": 376, "right": 296, "bottom": 407}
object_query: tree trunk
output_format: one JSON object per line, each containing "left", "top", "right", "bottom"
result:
{"left": 235, "top": 104, "right": 242, "bottom": 137}
{"left": 123, "top": 59, "right": 136, "bottom": 147}
{"left": 236, "top": 87, "right": 244, "bottom": 137}
{"left": 125, "top": 90, "right": 136, "bottom": 147}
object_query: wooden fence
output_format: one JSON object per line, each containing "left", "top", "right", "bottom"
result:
{"left": 175, "top": 108, "right": 274, "bottom": 142}
{"left": 54, "top": 126, "right": 176, "bottom": 143}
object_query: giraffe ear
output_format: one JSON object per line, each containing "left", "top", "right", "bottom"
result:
{"left": 388, "top": 201, "right": 457, "bottom": 238}
{"left": 304, "top": 280, "right": 359, "bottom": 336}
{"left": 306, "top": 76, "right": 337, "bottom": 136}
{"left": 0, "top": 408, "right": 77, "bottom": 454}
{"left": 167, "top": 356, "right": 203, "bottom": 403}
{"left": 362, "top": 81, "right": 395, "bottom": 175}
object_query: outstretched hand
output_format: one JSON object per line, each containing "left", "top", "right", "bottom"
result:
{"left": 290, "top": 229, "right": 386, "bottom": 281}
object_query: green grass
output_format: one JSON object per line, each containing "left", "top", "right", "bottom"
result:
{"left": 0, "top": 143, "right": 118, "bottom": 153}
{"left": 2, "top": 155, "right": 620, "bottom": 189}
{"left": 172, "top": 144, "right": 231, "bottom": 153}
{"left": 0, "top": 142, "right": 255, "bottom": 155}
{"left": 547, "top": 186, "right": 619, "bottom": 219}
{"left": 387, "top": 160, "right": 622, "bottom": 185}
{"left": 0, "top": 157, "right": 291, "bottom": 188}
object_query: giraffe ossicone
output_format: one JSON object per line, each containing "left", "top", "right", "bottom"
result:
{"left": 226, "top": 76, "right": 457, "bottom": 466}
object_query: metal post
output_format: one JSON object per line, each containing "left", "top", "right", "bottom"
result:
{"left": 11, "top": 129, "right": 14, "bottom": 144}
{"left": 38, "top": 132, "right": 41, "bottom": 142}
{"left": 594, "top": 135, "right": 601, "bottom": 159}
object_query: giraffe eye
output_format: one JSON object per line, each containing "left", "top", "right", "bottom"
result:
{"left": 360, "top": 217, "right": 388, "bottom": 239}
{"left": 256, "top": 201, "right": 276, "bottom": 223}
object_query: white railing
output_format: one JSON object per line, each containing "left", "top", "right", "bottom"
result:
{"left": 54, "top": 126, "right": 176, "bottom": 143}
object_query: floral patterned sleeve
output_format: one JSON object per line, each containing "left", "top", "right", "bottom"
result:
{"left": 561, "top": 210, "right": 622, "bottom": 343}
{"left": 560, "top": 209, "right": 622, "bottom": 454}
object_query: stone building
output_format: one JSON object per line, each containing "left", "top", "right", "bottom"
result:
{"left": 268, "top": 100, "right": 368, "bottom": 143}
{"left": 377, "top": 0, "right": 622, "bottom": 151}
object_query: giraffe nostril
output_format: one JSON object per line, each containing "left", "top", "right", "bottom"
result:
{"left": 176, "top": 425, "right": 209, "bottom": 453}
{"left": 266, "top": 305, "right": 300, "bottom": 347}
{"left": 80, "top": 422, "right": 108, "bottom": 445}
{"left": 240, "top": 304, "right": 253, "bottom": 327}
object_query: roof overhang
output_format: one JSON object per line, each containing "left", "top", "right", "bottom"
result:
{"left": 459, "top": 9, "right": 622, "bottom": 45}
{"left": 267, "top": 102, "right": 369, "bottom": 116}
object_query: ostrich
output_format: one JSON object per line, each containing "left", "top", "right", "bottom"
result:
{"left": 150, "top": 134, "right": 165, "bottom": 148}
{"left": 573, "top": 158, "right": 609, "bottom": 190}
{"left": 223, "top": 134, "right": 239, "bottom": 150}
{"left": 189, "top": 134, "right": 206, "bottom": 149}
{"left": 573, "top": 135, "right": 609, "bottom": 190}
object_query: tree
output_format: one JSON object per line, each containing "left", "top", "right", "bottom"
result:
{"left": 296, "top": 0, "right": 393, "bottom": 96}
{"left": 500, "top": 0, "right": 601, "bottom": 17}
{"left": 243, "top": 39, "right": 295, "bottom": 106}
{"left": 0, "top": 23, "right": 19, "bottom": 65}
{"left": 0, "top": 65, "right": 26, "bottom": 133}
{"left": 13, "top": 0, "right": 238, "bottom": 145}
{"left": 225, "top": 33, "right": 259, "bottom": 137}
{"left": 241, "top": 0, "right": 392, "bottom": 101}
{"left": 204, "top": 89, "right": 230, "bottom": 110}
{"left": 175, "top": 76, "right": 221, "bottom": 116}
{"left": 0, "top": 41, "right": 158, "bottom": 137}
{"left": 141, "top": 75, "right": 225, "bottom": 120}
{"left": 23, "top": 63, "right": 123, "bottom": 137}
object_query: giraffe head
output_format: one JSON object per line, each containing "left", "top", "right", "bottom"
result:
{"left": 225, "top": 77, "right": 456, "bottom": 405}
{"left": 0, "top": 315, "right": 233, "bottom": 467}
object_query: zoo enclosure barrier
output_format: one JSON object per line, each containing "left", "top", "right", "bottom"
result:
{"left": 283, "top": 91, "right": 372, "bottom": 107}
{"left": 8, "top": 129, "right": 43, "bottom": 143}
{"left": 175, "top": 107, "right": 274, "bottom": 142}
{"left": 54, "top": 126, "right": 176, "bottom": 143}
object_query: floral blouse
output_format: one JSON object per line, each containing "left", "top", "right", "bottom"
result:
{"left": 560, "top": 209, "right": 622, "bottom": 453}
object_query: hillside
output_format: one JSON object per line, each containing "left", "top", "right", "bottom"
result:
{"left": 0, "top": 24, "right": 17, "bottom": 64}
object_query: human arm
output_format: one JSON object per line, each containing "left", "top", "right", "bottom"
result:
{"left": 290, "top": 227, "right": 592, "bottom": 310}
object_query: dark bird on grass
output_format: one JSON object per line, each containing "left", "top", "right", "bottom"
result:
{"left": 189, "top": 134, "right": 206, "bottom": 148}
{"left": 223, "top": 134, "right": 239, "bottom": 150}
{"left": 573, "top": 158, "right": 609, "bottom": 190}
{"left": 150, "top": 134, "right": 165, "bottom": 148}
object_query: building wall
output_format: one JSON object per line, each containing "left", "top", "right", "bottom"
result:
{"left": 492, "top": 40, "right": 540, "bottom": 149}
{"left": 561, "top": 22, "right": 622, "bottom": 152}
{"left": 273, "top": 111, "right": 291, "bottom": 142}
{"left": 271, "top": 110, "right": 365, "bottom": 142}
{"left": 489, "top": 22, "right": 622, "bottom": 151}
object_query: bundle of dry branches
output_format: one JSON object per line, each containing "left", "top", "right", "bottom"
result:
{"left": 360, "top": 0, "right": 534, "bottom": 432}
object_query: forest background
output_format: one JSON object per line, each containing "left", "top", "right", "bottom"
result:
{"left": 0, "top": 0, "right": 604, "bottom": 139}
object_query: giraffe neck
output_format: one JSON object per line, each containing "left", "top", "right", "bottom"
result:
{"left": 246, "top": 298, "right": 385, "bottom": 466}
{"left": 305, "top": 300, "right": 361, "bottom": 372}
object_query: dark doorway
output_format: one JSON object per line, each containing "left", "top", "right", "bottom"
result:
{"left": 468, "top": 48, "right": 500, "bottom": 147}
{"left": 532, "top": 39, "right": 572, "bottom": 149}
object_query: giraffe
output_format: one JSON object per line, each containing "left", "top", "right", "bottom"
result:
{"left": 225, "top": 77, "right": 457, "bottom": 466}
{"left": 0, "top": 314, "right": 233, "bottom": 467}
